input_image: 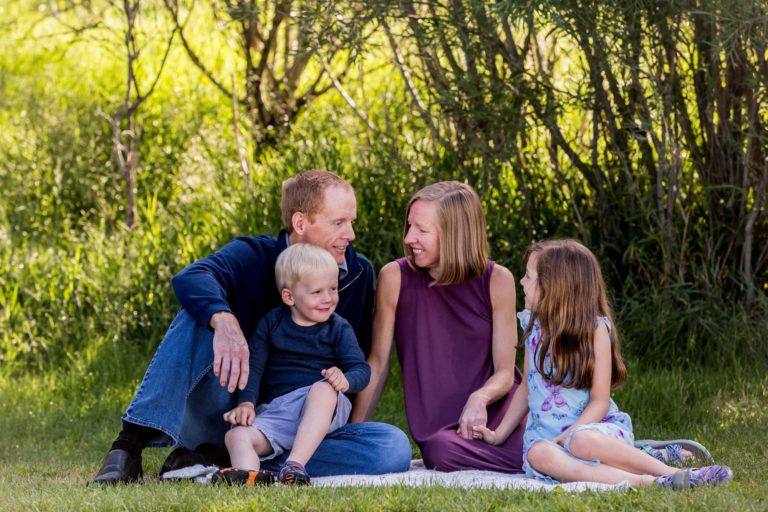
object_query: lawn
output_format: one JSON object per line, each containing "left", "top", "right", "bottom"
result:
{"left": 1, "top": 344, "right": 766, "bottom": 511}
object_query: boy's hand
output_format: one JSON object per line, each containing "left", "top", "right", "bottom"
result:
{"left": 472, "top": 425, "right": 501, "bottom": 445}
{"left": 223, "top": 402, "right": 255, "bottom": 426}
{"left": 321, "top": 367, "right": 349, "bottom": 392}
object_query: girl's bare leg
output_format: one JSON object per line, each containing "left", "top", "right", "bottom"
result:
{"left": 527, "top": 441, "right": 658, "bottom": 486}
{"left": 568, "top": 430, "right": 678, "bottom": 476}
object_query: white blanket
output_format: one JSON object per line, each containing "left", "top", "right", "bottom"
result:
{"left": 312, "top": 460, "right": 628, "bottom": 492}
{"left": 163, "top": 460, "right": 628, "bottom": 492}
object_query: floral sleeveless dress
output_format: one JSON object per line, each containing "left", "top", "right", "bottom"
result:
{"left": 517, "top": 310, "right": 634, "bottom": 482}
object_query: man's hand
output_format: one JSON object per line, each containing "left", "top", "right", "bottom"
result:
{"left": 456, "top": 392, "right": 488, "bottom": 440}
{"left": 223, "top": 402, "right": 255, "bottom": 426}
{"left": 210, "top": 312, "right": 249, "bottom": 392}
{"left": 321, "top": 367, "right": 349, "bottom": 392}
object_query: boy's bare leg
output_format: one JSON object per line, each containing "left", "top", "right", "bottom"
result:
{"left": 287, "top": 382, "right": 338, "bottom": 465}
{"left": 225, "top": 426, "right": 272, "bottom": 470}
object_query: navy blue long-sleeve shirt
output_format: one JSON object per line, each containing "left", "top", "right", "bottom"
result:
{"left": 170, "top": 231, "right": 375, "bottom": 356}
{"left": 240, "top": 306, "right": 371, "bottom": 405}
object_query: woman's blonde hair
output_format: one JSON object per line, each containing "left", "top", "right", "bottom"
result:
{"left": 523, "top": 239, "right": 627, "bottom": 389}
{"left": 403, "top": 181, "right": 489, "bottom": 285}
{"left": 275, "top": 243, "right": 338, "bottom": 291}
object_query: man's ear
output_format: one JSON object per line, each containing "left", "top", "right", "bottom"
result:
{"left": 291, "top": 211, "right": 306, "bottom": 236}
{"left": 281, "top": 288, "right": 295, "bottom": 306}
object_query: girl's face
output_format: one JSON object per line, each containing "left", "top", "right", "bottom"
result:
{"left": 404, "top": 200, "right": 440, "bottom": 277}
{"left": 521, "top": 252, "right": 541, "bottom": 310}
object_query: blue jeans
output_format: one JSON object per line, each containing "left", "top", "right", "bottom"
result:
{"left": 123, "top": 310, "right": 412, "bottom": 476}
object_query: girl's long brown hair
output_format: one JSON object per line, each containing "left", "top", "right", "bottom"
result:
{"left": 524, "top": 240, "right": 627, "bottom": 389}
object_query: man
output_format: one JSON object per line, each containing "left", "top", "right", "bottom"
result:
{"left": 93, "top": 170, "right": 411, "bottom": 484}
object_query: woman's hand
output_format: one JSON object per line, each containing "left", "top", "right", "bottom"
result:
{"left": 223, "top": 402, "right": 255, "bottom": 426}
{"left": 456, "top": 392, "right": 488, "bottom": 439}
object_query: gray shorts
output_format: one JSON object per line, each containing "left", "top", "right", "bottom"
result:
{"left": 251, "top": 381, "right": 351, "bottom": 461}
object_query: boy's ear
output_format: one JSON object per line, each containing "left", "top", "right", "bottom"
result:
{"left": 281, "top": 288, "right": 294, "bottom": 306}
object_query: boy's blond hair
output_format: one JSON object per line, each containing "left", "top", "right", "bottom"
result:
{"left": 275, "top": 243, "right": 339, "bottom": 291}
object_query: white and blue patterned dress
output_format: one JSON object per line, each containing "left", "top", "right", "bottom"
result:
{"left": 517, "top": 310, "right": 634, "bottom": 482}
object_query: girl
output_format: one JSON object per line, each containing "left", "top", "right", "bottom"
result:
{"left": 473, "top": 239, "right": 732, "bottom": 490}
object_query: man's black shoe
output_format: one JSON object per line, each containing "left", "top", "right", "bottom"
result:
{"left": 91, "top": 449, "right": 142, "bottom": 484}
{"left": 160, "top": 443, "right": 230, "bottom": 476}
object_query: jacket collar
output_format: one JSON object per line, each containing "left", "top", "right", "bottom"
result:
{"left": 277, "top": 229, "right": 362, "bottom": 287}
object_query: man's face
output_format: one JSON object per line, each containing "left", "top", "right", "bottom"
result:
{"left": 296, "top": 185, "right": 357, "bottom": 265}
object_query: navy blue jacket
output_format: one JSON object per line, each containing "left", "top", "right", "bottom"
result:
{"left": 171, "top": 230, "right": 375, "bottom": 356}
{"left": 240, "top": 307, "right": 371, "bottom": 406}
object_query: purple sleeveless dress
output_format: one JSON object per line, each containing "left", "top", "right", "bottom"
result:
{"left": 394, "top": 258, "right": 525, "bottom": 472}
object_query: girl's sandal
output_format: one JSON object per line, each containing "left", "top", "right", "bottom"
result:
{"left": 653, "top": 469, "right": 690, "bottom": 490}
{"left": 635, "top": 439, "right": 715, "bottom": 466}
{"left": 688, "top": 465, "right": 733, "bottom": 487}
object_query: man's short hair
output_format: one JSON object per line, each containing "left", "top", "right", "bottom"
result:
{"left": 281, "top": 170, "right": 352, "bottom": 233}
{"left": 403, "top": 181, "right": 489, "bottom": 285}
{"left": 275, "top": 243, "right": 339, "bottom": 291}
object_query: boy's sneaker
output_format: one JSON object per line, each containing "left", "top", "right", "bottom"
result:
{"left": 689, "top": 465, "right": 733, "bottom": 487}
{"left": 211, "top": 467, "right": 277, "bottom": 487}
{"left": 278, "top": 460, "right": 310, "bottom": 485}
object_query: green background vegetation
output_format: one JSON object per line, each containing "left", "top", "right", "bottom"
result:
{"left": 0, "top": 0, "right": 766, "bottom": 510}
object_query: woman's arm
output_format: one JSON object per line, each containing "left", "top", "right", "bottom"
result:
{"left": 350, "top": 261, "right": 401, "bottom": 423}
{"left": 473, "top": 348, "right": 530, "bottom": 445}
{"left": 456, "top": 264, "right": 518, "bottom": 439}
{"left": 553, "top": 322, "right": 612, "bottom": 444}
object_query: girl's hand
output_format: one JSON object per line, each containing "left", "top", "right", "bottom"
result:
{"left": 456, "top": 393, "right": 488, "bottom": 439}
{"left": 223, "top": 402, "right": 255, "bottom": 426}
{"left": 322, "top": 367, "right": 349, "bottom": 392}
{"left": 553, "top": 428, "right": 571, "bottom": 446}
{"left": 472, "top": 425, "right": 501, "bottom": 445}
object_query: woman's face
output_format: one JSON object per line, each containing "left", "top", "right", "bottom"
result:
{"left": 404, "top": 200, "right": 440, "bottom": 277}
{"left": 520, "top": 252, "right": 541, "bottom": 310}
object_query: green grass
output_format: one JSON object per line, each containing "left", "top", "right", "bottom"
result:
{"left": 0, "top": 345, "right": 766, "bottom": 511}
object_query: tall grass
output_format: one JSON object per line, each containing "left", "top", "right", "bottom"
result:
{"left": 1, "top": 0, "right": 767, "bottom": 373}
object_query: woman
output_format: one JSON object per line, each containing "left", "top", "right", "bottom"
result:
{"left": 352, "top": 181, "right": 526, "bottom": 472}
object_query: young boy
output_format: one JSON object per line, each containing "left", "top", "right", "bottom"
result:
{"left": 212, "top": 243, "right": 371, "bottom": 486}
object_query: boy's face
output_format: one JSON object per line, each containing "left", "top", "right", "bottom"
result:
{"left": 281, "top": 268, "right": 340, "bottom": 326}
